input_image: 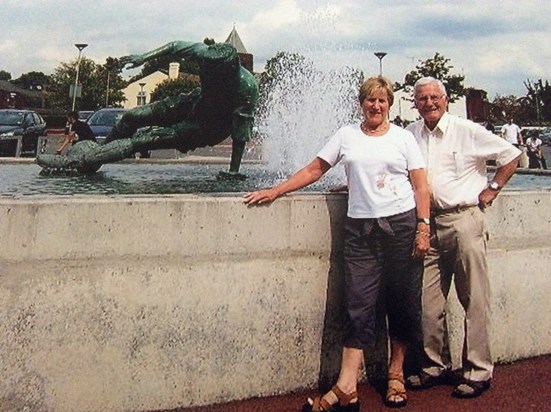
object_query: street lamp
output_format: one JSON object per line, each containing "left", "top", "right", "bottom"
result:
{"left": 374, "top": 51, "right": 387, "bottom": 76}
{"left": 71, "top": 43, "right": 88, "bottom": 111}
{"left": 138, "top": 82, "right": 147, "bottom": 106}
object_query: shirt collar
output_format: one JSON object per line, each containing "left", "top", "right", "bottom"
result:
{"left": 422, "top": 112, "right": 450, "bottom": 138}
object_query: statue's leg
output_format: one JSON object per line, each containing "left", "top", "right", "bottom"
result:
{"left": 83, "top": 126, "right": 184, "bottom": 165}
{"left": 37, "top": 127, "right": 181, "bottom": 174}
{"left": 105, "top": 92, "right": 198, "bottom": 143}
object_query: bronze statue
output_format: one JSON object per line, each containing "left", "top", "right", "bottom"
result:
{"left": 37, "top": 40, "right": 259, "bottom": 178}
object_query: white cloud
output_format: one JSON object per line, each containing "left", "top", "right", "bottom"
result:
{"left": 0, "top": 0, "right": 549, "bottom": 97}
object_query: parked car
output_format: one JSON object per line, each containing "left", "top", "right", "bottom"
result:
{"left": 86, "top": 108, "right": 126, "bottom": 143}
{"left": 541, "top": 127, "right": 551, "bottom": 146}
{"left": 78, "top": 110, "right": 94, "bottom": 121}
{"left": 0, "top": 109, "right": 47, "bottom": 157}
{"left": 87, "top": 107, "right": 151, "bottom": 157}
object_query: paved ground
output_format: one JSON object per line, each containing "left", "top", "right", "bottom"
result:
{"left": 152, "top": 355, "right": 551, "bottom": 412}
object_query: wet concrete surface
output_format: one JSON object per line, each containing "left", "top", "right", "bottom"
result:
{"left": 152, "top": 355, "right": 550, "bottom": 412}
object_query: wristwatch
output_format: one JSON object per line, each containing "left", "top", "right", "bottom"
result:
{"left": 488, "top": 181, "right": 502, "bottom": 191}
{"left": 417, "top": 217, "right": 430, "bottom": 225}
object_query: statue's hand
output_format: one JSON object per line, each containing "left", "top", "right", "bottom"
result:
{"left": 120, "top": 54, "right": 145, "bottom": 69}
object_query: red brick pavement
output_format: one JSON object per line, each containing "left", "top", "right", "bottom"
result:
{"left": 154, "top": 355, "right": 550, "bottom": 412}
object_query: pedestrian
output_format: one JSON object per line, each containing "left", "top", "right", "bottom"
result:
{"left": 245, "top": 76, "right": 430, "bottom": 410}
{"left": 500, "top": 117, "right": 522, "bottom": 147}
{"left": 405, "top": 77, "right": 521, "bottom": 399}
{"left": 525, "top": 131, "right": 547, "bottom": 169}
{"left": 55, "top": 111, "right": 97, "bottom": 155}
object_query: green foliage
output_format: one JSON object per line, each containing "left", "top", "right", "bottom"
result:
{"left": 12, "top": 71, "right": 50, "bottom": 90}
{"left": 521, "top": 79, "right": 551, "bottom": 125}
{"left": 489, "top": 79, "right": 551, "bottom": 126}
{"left": 488, "top": 94, "right": 522, "bottom": 124}
{"left": 46, "top": 57, "right": 127, "bottom": 110}
{"left": 150, "top": 76, "right": 200, "bottom": 102}
{"left": 0, "top": 70, "right": 12, "bottom": 81}
{"left": 396, "top": 52, "right": 465, "bottom": 103}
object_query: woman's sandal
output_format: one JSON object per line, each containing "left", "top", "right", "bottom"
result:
{"left": 301, "top": 385, "right": 360, "bottom": 412}
{"left": 385, "top": 372, "right": 408, "bottom": 408}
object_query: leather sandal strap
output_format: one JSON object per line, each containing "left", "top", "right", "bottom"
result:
{"left": 319, "top": 397, "right": 332, "bottom": 411}
{"left": 331, "top": 385, "right": 358, "bottom": 406}
{"left": 309, "top": 396, "right": 331, "bottom": 412}
{"left": 388, "top": 372, "right": 405, "bottom": 384}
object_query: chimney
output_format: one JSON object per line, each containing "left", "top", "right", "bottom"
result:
{"left": 169, "top": 62, "right": 180, "bottom": 79}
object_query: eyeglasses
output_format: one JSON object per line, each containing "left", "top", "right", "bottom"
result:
{"left": 415, "top": 95, "right": 445, "bottom": 104}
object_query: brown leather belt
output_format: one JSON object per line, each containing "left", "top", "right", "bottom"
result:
{"left": 431, "top": 204, "right": 479, "bottom": 217}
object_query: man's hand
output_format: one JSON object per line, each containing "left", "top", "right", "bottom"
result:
{"left": 478, "top": 187, "right": 499, "bottom": 209}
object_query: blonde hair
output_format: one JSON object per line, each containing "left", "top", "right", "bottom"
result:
{"left": 359, "top": 76, "right": 394, "bottom": 107}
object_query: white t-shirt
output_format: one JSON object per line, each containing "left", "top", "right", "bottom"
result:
{"left": 501, "top": 123, "right": 521, "bottom": 145}
{"left": 317, "top": 123, "right": 426, "bottom": 218}
{"left": 526, "top": 137, "right": 542, "bottom": 153}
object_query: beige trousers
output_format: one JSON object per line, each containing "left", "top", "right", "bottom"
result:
{"left": 422, "top": 206, "right": 494, "bottom": 382}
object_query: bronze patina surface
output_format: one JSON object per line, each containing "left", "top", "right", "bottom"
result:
{"left": 37, "top": 40, "right": 259, "bottom": 178}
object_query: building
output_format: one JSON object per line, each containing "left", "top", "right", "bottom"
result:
{"left": 121, "top": 64, "right": 176, "bottom": 109}
{"left": 225, "top": 25, "right": 253, "bottom": 73}
{"left": 0, "top": 80, "right": 43, "bottom": 109}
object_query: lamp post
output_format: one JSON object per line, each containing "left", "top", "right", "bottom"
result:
{"left": 374, "top": 51, "right": 387, "bottom": 76}
{"left": 71, "top": 43, "right": 88, "bottom": 111}
{"left": 105, "top": 71, "right": 110, "bottom": 107}
{"left": 138, "top": 83, "right": 146, "bottom": 106}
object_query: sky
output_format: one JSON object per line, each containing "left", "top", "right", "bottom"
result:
{"left": 1, "top": 0, "right": 550, "bottom": 98}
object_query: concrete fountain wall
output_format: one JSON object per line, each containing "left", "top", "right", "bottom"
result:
{"left": 0, "top": 191, "right": 550, "bottom": 411}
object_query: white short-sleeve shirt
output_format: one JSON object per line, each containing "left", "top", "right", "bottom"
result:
{"left": 407, "top": 113, "right": 521, "bottom": 209}
{"left": 317, "top": 123, "right": 426, "bottom": 218}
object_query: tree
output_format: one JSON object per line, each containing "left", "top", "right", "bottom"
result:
{"left": 101, "top": 57, "right": 127, "bottom": 107}
{"left": 521, "top": 79, "right": 551, "bottom": 125}
{"left": 0, "top": 70, "right": 11, "bottom": 81}
{"left": 12, "top": 71, "right": 50, "bottom": 90}
{"left": 396, "top": 52, "right": 465, "bottom": 103}
{"left": 489, "top": 94, "right": 523, "bottom": 124}
{"left": 150, "top": 75, "right": 200, "bottom": 102}
{"left": 46, "top": 57, "right": 126, "bottom": 110}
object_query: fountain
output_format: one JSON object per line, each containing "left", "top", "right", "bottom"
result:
{"left": 1, "top": 25, "right": 551, "bottom": 412}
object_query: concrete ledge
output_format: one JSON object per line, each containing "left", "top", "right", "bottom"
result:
{"left": 0, "top": 191, "right": 550, "bottom": 411}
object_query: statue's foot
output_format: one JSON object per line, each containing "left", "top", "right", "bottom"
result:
{"left": 36, "top": 141, "right": 102, "bottom": 174}
{"left": 217, "top": 171, "right": 247, "bottom": 181}
{"left": 36, "top": 153, "right": 71, "bottom": 168}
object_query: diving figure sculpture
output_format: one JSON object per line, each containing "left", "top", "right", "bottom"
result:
{"left": 36, "top": 40, "right": 259, "bottom": 178}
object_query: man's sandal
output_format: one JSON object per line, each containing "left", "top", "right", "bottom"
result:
{"left": 406, "top": 370, "right": 454, "bottom": 390}
{"left": 384, "top": 373, "right": 407, "bottom": 408}
{"left": 301, "top": 385, "right": 360, "bottom": 412}
{"left": 452, "top": 378, "right": 491, "bottom": 399}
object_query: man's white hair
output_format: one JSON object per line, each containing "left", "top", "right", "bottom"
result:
{"left": 414, "top": 77, "right": 447, "bottom": 96}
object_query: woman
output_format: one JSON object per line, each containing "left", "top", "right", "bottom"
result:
{"left": 244, "top": 76, "right": 430, "bottom": 410}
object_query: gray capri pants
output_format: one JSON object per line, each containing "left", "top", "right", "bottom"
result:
{"left": 343, "top": 208, "right": 422, "bottom": 349}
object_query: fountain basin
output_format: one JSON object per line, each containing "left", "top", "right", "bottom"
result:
{"left": 0, "top": 191, "right": 550, "bottom": 411}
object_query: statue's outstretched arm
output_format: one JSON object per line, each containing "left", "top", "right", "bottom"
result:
{"left": 120, "top": 41, "right": 209, "bottom": 69}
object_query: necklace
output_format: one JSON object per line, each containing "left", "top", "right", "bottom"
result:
{"left": 361, "top": 120, "right": 389, "bottom": 134}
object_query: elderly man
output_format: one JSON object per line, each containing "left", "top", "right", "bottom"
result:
{"left": 405, "top": 77, "right": 521, "bottom": 398}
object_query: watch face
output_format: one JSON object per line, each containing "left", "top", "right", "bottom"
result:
{"left": 490, "top": 182, "right": 500, "bottom": 190}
